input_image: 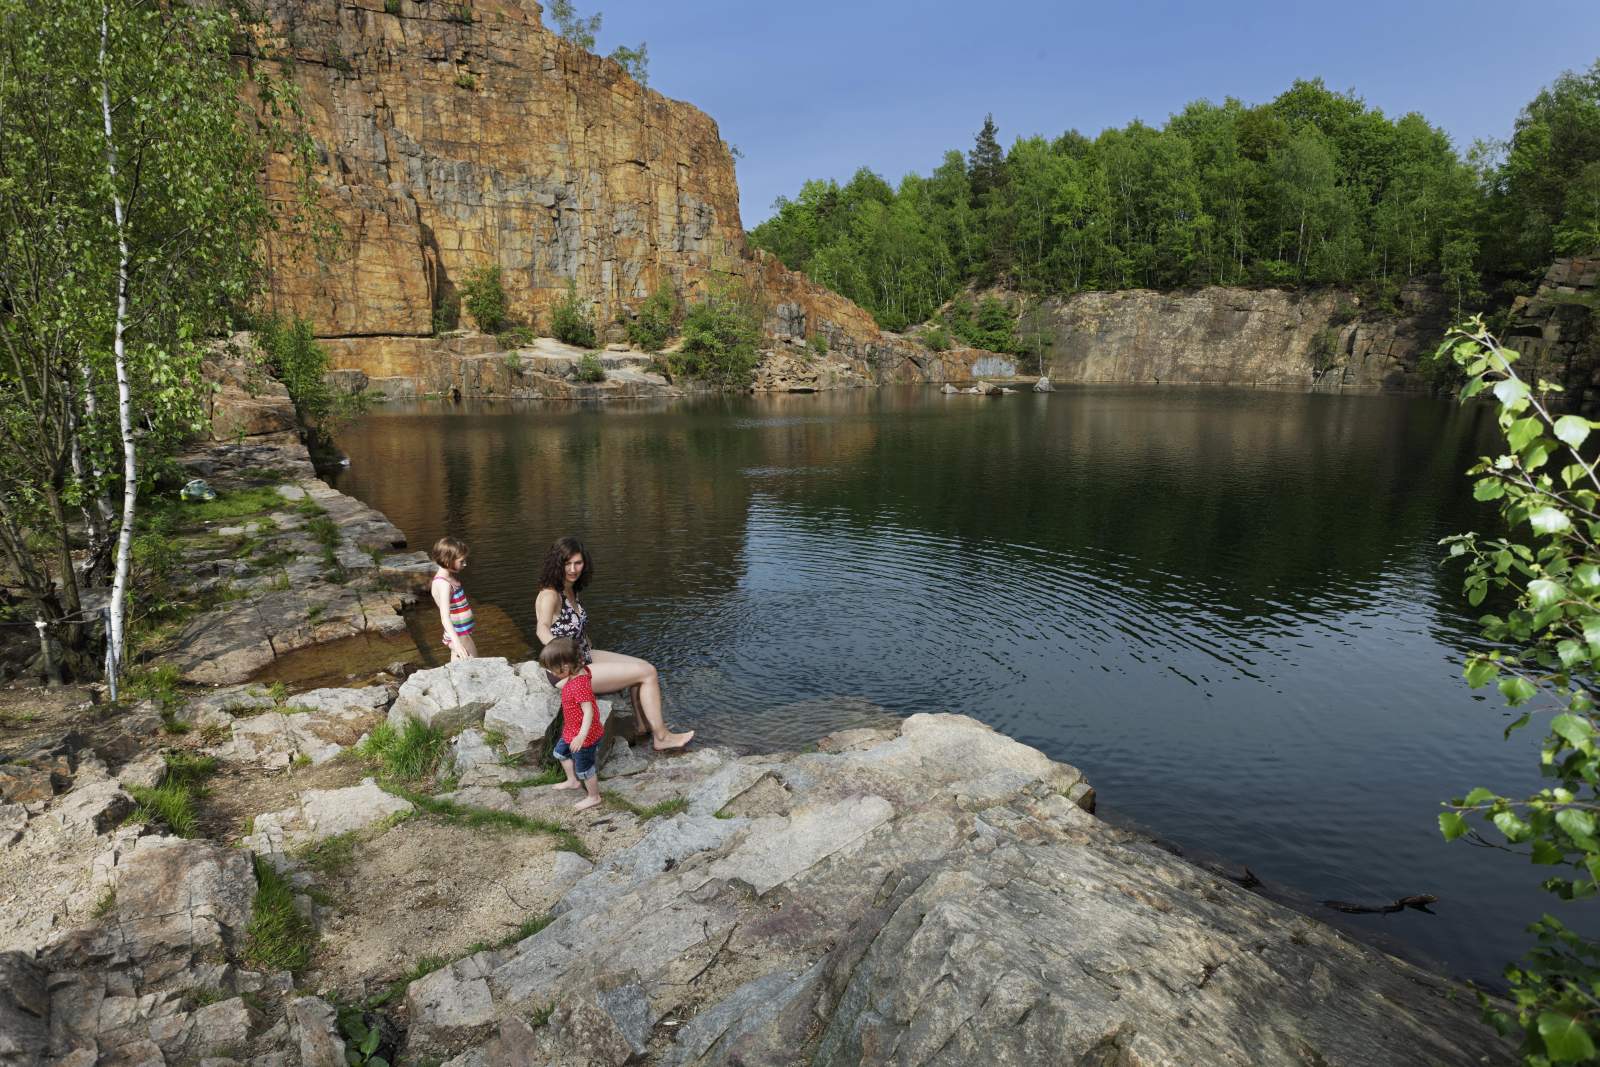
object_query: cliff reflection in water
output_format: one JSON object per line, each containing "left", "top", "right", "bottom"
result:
{"left": 334, "top": 385, "right": 1562, "bottom": 986}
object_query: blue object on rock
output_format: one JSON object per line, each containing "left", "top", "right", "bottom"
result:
{"left": 181, "top": 478, "right": 218, "bottom": 502}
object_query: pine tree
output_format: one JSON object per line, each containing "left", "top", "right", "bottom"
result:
{"left": 968, "top": 114, "right": 1006, "bottom": 202}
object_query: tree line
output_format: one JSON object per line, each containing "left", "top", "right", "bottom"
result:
{"left": 751, "top": 65, "right": 1600, "bottom": 334}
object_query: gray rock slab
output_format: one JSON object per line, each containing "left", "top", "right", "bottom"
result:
{"left": 288, "top": 996, "right": 344, "bottom": 1067}
{"left": 245, "top": 778, "right": 411, "bottom": 858}
{"left": 0, "top": 950, "right": 48, "bottom": 1063}
{"left": 706, "top": 796, "right": 894, "bottom": 895}
{"left": 450, "top": 728, "right": 500, "bottom": 777}
{"left": 0, "top": 802, "right": 28, "bottom": 847}
{"left": 554, "top": 814, "right": 744, "bottom": 915}
{"left": 52, "top": 780, "right": 134, "bottom": 834}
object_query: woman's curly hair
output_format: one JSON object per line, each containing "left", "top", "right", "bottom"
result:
{"left": 539, "top": 535, "right": 593, "bottom": 597}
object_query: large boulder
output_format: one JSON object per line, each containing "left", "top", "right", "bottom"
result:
{"left": 389, "top": 657, "right": 555, "bottom": 737}
{"left": 404, "top": 715, "right": 1506, "bottom": 1066}
{"left": 390, "top": 656, "right": 614, "bottom": 759}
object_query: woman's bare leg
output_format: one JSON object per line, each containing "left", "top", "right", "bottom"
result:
{"left": 587, "top": 650, "right": 693, "bottom": 750}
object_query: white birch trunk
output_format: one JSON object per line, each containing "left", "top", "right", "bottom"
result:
{"left": 99, "top": 1, "right": 136, "bottom": 679}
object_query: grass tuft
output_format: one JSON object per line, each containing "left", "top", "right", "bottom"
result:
{"left": 602, "top": 791, "right": 687, "bottom": 822}
{"left": 360, "top": 720, "right": 449, "bottom": 782}
{"left": 386, "top": 785, "right": 587, "bottom": 857}
{"left": 91, "top": 887, "right": 116, "bottom": 918}
{"left": 298, "top": 830, "right": 358, "bottom": 878}
{"left": 498, "top": 765, "right": 566, "bottom": 791}
{"left": 125, "top": 751, "right": 217, "bottom": 838}
{"left": 245, "top": 856, "right": 316, "bottom": 973}
{"left": 364, "top": 952, "right": 454, "bottom": 1008}
{"left": 127, "top": 779, "right": 199, "bottom": 836}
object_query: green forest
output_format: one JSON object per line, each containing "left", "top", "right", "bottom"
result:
{"left": 750, "top": 66, "right": 1600, "bottom": 335}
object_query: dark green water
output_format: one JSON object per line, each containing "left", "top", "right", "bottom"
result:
{"left": 332, "top": 384, "right": 1571, "bottom": 985}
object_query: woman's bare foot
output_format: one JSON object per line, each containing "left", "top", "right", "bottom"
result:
{"left": 551, "top": 780, "right": 581, "bottom": 790}
{"left": 653, "top": 729, "right": 694, "bottom": 752}
{"left": 574, "top": 795, "right": 602, "bottom": 811}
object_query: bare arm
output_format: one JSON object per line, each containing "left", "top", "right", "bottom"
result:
{"left": 534, "top": 587, "right": 560, "bottom": 645}
{"left": 431, "top": 579, "right": 455, "bottom": 644}
{"left": 574, "top": 699, "right": 597, "bottom": 749}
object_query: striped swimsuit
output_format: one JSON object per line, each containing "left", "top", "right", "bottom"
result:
{"left": 433, "top": 575, "right": 474, "bottom": 640}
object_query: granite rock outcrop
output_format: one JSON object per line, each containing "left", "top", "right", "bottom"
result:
{"left": 1, "top": 654, "right": 1510, "bottom": 1065}
{"left": 1034, "top": 278, "right": 1449, "bottom": 390}
{"left": 251, "top": 0, "right": 967, "bottom": 394}
{"left": 1505, "top": 253, "right": 1600, "bottom": 410}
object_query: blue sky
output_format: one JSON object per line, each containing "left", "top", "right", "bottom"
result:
{"left": 587, "top": 0, "right": 1600, "bottom": 226}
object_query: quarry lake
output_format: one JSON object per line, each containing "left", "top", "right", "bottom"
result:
{"left": 331, "top": 383, "right": 1567, "bottom": 986}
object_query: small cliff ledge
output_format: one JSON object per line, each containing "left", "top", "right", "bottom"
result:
{"left": 1038, "top": 279, "right": 1449, "bottom": 390}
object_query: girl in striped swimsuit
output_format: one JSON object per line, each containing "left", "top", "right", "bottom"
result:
{"left": 430, "top": 536, "right": 478, "bottom": 661}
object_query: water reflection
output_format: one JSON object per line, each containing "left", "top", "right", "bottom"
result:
{"left": 333, "top": 385, "right": 1578, "bottom": 984}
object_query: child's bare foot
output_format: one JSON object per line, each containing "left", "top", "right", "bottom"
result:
{"left": 653, "top": 729, "right": 694, "bottom": 752}
{"left": 574, "top": 795, "right": 602, "bottom": 811}
{"left": 551, "top": 780, "right": 581, "bottom": 790}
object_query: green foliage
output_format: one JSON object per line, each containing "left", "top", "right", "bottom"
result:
{"left": 336, "top": 1006, "right": 392, "bottom": 1067}
{"left": 547, "top": 0, "right": 601, "bottom": 49}
{"left": 626, "top": 284, "right": 677, "bottom": 351}
{"left": 460, "top": 265, "right": 508, "bottom": 333}
{"left": 1481, "top": 60, "right": 1600, "bottom": 276}
{"left": 941, "top": 295, "right": 1018, "bottom": 353}
{"left": 246, "top": 855, "right": 316, "bottom": 973}
{"left": 298, "top": 830, "right": 358, "bottom": 878}
{"left": 127, "top": 779, "right": 199, "bottom": 835}
{"left": 383, "top": 0, "right": 400, "bottom": 13}
{"left": 750, "top": 80, "right": 1490, "bottom": 326}
{"left": 0, "top": 0, "right": 308, "bottom": 645}
{"left": 498, "top": 324, "right": 536, "bottom": 349}
{"left": 126, "top": 752, "right": 216, "bottom": 837}
{"left": 1439, "top": 319, "right": 1600, "bottom": 1064}
{"left": 254, "top": 314, "right": 365, "bottom": 432}
{"left": 359, "top": 720, "right": 447, "bottom": 782}
{"left": 922, "top": 324, "right": 952, "bottom": 352}
{"left": 574, "top": 354, "right": 607, "bottom": 383}
{"left": 126, "top": 663, "right": 183, "bottom": 712}
{"left": 607, "top": 42, "right": 648, "bottom": 86}
{"left": 432, "top": 290, "right": 461, "bottom": 335}
{"left": 808, "top": 332, "right": 829, "bottom": 357}
{"left": 670, "top": 289, "right": 762, "bottom": 388}
{"left": 550, "top": 281, "right": 597, "bottom": 348}
{"left": 455, "top": 71, "right": 477, "bottom": 91}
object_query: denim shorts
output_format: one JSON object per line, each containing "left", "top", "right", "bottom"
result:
{"left": 552, "top": 738, "right": 599, "bottom": 780}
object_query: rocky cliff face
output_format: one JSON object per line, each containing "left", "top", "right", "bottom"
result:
{"left": 1037, "top": 278, "right": 1449, "bottom": 391}
{"left": 1505, "top": 254, "right": 1600, "bottom": 409}
{"left": 252, "top": 0, "right": 960, "bottom": 393}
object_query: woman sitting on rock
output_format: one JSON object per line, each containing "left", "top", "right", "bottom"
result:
{"left": 534, "top": 535, "right": 694, "bottom": 751}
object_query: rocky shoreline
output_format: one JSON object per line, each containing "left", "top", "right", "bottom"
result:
{"left": 0, "top": 648, "right": 1508, "bottom": 1065}
{"left": 0, "top": 359, "right": 1511, "bottom": 1064}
